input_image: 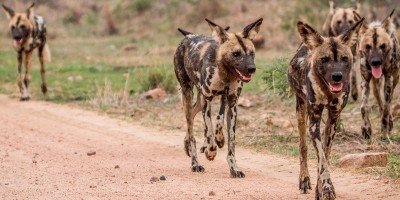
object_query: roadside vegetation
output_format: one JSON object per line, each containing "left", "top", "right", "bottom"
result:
{"left": 0, "top": 0, "right": 398, "bottom": 180}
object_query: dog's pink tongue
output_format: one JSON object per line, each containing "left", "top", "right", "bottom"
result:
{"left": 372, "top": 67, "right": 382, "bottom": 78}
{"left": 330, "top": 83, "right": 343, "bottom": 92}
{"left": 13, "top": 39, "right": 22, "bottom": 46}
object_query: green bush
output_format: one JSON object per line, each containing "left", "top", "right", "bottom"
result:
{"left": 134, "top": 64, "right": 177, "bottom": 93}
{"left": 262, "top": 57, "right": 291, "bottom": 98}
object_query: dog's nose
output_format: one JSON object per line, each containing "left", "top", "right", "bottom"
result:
{"left": 332, "top": 72, "right": 343, "bottom": 82}
{"left": 13, "top": 36, "right": 22, "bottom": 40}
{"left": 247, "top": 67, "right": 256, "bottom": 74}
{"left": 371, "top": 59, "right": 382, "bottom": 66}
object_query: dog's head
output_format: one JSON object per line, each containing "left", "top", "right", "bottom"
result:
{"left": 2, "top": 3, "right": 35, "bottom": 46}
{"left": 358, "top": 10, "right": 396, "bottom": 79}
{"left": 298, "top": 18, "right": 364, "bottom": 94}
{"left": 206, "top": 18, "right": 263, "bottom": 82}
{"left": 329, "top": 0, "right": 361, "bottom": 36}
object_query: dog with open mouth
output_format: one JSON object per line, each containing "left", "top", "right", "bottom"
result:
{"left": 358, "top": 10, "right": 399, "bottom": 141}
{"left": 2, "top": 3, "right": 50, "bottom": 101}
{"left": 174, "top": 18, "right": 262, "bottom": 177}
{"left": 288, "top": 18, "right": 364, "bottom": 199}
{"left": 322, "top": 0, "right": 362, "bottom": 101}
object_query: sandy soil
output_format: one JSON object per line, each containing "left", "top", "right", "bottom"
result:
{"left": 0, "top": 95, "right": 399, "bottom": 200}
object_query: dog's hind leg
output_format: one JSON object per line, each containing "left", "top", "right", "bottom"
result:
{"left": 200, "top": 97, "right": 218, "bottom": 161}
{"left": 215, "top": 95, "right": 226, "bottom": 148}
{"left": 191, "top": 90, "right": 202, "bottom": 120}
{"left": 182, "top": 86, "right": 204, "bottom": 172}
{"left": 296, "top": 96, "right": 311, "bottom": 193}
{"left": 38, "top": 45, "right": 47, "bottom": 95}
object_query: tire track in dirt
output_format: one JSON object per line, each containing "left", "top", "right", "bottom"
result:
{"left": 0, "top": 95, "right": 398, "bottom": 199}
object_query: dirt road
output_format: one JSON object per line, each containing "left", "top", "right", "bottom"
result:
{"left": 0, "top": 95, "right": 399, "bottom": 199}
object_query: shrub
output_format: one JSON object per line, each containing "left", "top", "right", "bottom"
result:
{"left": 134, "top": 64, "right": 177, "bottom": 93}
{"left": 262, "top": 57, "right": 291, "bottom": 98}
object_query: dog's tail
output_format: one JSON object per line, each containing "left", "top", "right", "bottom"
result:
{"left": 43, "top": 44, "right": 51, "bottom": 62}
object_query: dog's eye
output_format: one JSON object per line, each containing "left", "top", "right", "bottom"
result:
{"left": 341, "top": 56, "right": 349, "bottom": 62}
{"left": 321, "top": 57, "right": 330, "bottom": 63}
{"left": 337, "top": 20, "right": 342, "bottom": 24}
{"left": 365, "top": 44, "right": 372, "bottom": 50}
{"left": 380, "top": 44, "right": 386, "bottom": 50}
{"left": 232, "top": 51, "right": 241, "bottom": 57}
{"left": 348, "top": 20, "right": 353, "bottom": 24}
{"left": 11, "top": 25, "right": 15, "bottom": 29}
{"left": 20, "top": 25, "right": 26, "bottom": 29}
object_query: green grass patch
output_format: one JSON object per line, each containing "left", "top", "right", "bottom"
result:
{"left": 387, "top": 153, "right": 400, "bottom": 179}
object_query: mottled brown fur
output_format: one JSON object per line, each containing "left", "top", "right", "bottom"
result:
{"left": 174, "top": 18, "right": 262, "bottom": 177}
{"left": 358, "top": 10, "right": 399, "bottom": 141}
{"left": 322, "top": 0, "right": 361, "bottom": 101}
{"left": 2, "top": 3, "right": 50, "bottom": 101}
{"left": 288, "top": 19, "right": 363, "bottom": 200}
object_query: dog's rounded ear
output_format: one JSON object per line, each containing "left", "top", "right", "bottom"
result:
{"left": 242, "top": 18, "right": 263, "bottom": 40}
{"left": 297, "top": 21, "right": 324, "bottom": 50}
{"left": 353, "top": 11, "right": 367, "bottom": 35}
{"left": 353, "top": 0, "right": 360, "bottom": 13}
{"left": 27, "top": 2, "right": 35, "bottom": 20}
{"left": 205, "top": 18, "right": 228, "bottom": 44}
{"left": 340, "top": 18, "right": 365, "bottom": 46}
{"left": 382, "top": 9, "right": 396, "bottom": 34}
{"left": 2, "top": 4, "right": 15, "bottom": 19}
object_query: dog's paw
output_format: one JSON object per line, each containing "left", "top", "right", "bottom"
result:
{"left": 41, "top": 83, "right": 47, "bottom": 95}
{"left": 230, "top": 170, "right": 245, "bottom": 178}
{"left": 299, "top": 176, "right": 312, "bottom": 194}
{"left": 361, "top": 126, "right": 372, "bottom": 140}
{"left": 191, "top": 165, "right": 205, "bottom": 172}
{"left": 320, "top": 179, "right": 336, "bottom": 200}
{"left": 215, "top": 130, "right": 225, "bottom": 148}
{"left": 20, "top": 96, "right": 30, "bottom": 101}
{"left": 204, "top": 146, "right": 217, "bottom": 161}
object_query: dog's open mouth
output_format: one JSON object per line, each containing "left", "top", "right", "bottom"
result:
{"left": 371, "top": 66, "right": 383, "bottom": 79}
{"left": 13, "top": 39, "right": 23, "bottom": 46}
{"left": 235, "top": 68, "right": 253, "bottom": 82}
{"left": 329, "top": 82, "right": 343, "bottom": 93}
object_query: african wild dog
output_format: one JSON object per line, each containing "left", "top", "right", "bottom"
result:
{"left": 288, "top": 18, "right": 364, "bottom": 199}
{"left": 174, "top": 18, "right": 263, "bottom": 177}
{"left": 358, "top": 10, "right": 399, "bottom": 141}
{"left": 2, "top": 3, "right": 50, "bottom": 101}
{"left": 322, "top": 0, "right": 361, "bottom": 101}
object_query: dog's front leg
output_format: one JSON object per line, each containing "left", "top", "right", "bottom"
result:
{"left": 215, "top": 95, "right": 226, "bottom": 148}
{"left": 226, "top": 92, "right": 244, "bottom": 178}
{"left": 296, "top": 97, "right": 311, "bottom": 193}
{"left": 17, "top": 51, "right": 27, "bottom": 101}
{"left": 323, "top": 109, "right": 340, "bottom": 162}
{"left": 309, "top": 104, "right": 336, "bottom": 200}
{"left": 21, "top": 52, "right": 32, "bottom": 101}
{"left": 360, "top": 75, "right": 372, "bottom": 139}
{"left": 200, "top": 97, "right": 217, "bottom": 161}
{"left": 350, "top": 67, "right": 359, "bottom": 101}
{"left": 381, "top": 75, "right": 394, "bottom": 141}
